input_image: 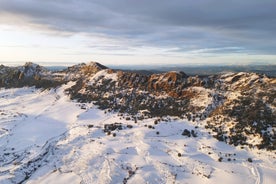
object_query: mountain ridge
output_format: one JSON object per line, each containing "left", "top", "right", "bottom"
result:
{"left": 0, "top": 62, "right": 275, "bottom": 150}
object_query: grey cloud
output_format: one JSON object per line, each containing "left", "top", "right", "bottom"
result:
{"left": 0, "top": 0, "right": 276, "bottom": 55}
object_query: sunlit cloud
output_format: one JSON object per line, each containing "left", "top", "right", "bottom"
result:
{"left": 0, "top": 0, "right": 275, "bottom": 65}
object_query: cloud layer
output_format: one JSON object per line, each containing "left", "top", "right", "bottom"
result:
{"left": 1, "top": 0, "right": 276, "bottom": 61}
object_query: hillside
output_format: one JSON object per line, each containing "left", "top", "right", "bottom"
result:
{"left": 62, "top": 63, "right": 276, "bottom": 150}
{"left": 0, "top": 62, "right": 275, "bottom": 183}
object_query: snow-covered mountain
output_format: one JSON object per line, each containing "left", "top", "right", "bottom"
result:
{"left": 0, "top": 62, "right": 275, "bottom": 184}
{"left": 63, "top": 62, "right": 276, "bottom": 150}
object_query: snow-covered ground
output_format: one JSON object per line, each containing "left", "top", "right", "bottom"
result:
{"left": 0, "top": 85, "right": 275, "bottom": 184}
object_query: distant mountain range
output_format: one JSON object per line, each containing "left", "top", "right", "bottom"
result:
{"left": 1, "top": 62, "right": 275, "bottom": 76}
{"left": 109, "top": 64, "right": 276, "bottom": 77}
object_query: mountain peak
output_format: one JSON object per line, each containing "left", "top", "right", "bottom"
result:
{"left": 23, "top": 62, "right": 38, "bottom": 67}
{"left": 86, "top": 61, "right": 108, "bottom": 70}
{"left": 79, "top": 62, "right": 108, "bottom": 76}
{"left": 20, "top": 62, "right": 47, "bottom": 78}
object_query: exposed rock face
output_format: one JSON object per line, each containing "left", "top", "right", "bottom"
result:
{"left": 0, "top": 62, "right": 108, "bottom": 88}
{"left": 117, "top": 71, "right": 148, "bottom": 89}
{"left": 0, "top": 62, "right": 275, "bottom": 150}
{"left": 62, "top": 62, "right": 108, "bottom": 81}
{"left": 147, "top": 71, "right": 187, "bottom": 97}
{"left": 19, "top": 62, "right": 47, "bottom": 79}
{"left": 0, "top": 62, "right": 61, "bottom": 88}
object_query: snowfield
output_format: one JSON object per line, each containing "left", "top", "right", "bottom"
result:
{"left": 0, "top": 85, "right": 275, "bottom": 184}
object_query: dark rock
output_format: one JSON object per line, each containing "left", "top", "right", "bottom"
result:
{"left": 103, "top": 123, "right": 123, "bottom": 132}
{"left": 182, "top": 129, "right": 191, "bottom": 137}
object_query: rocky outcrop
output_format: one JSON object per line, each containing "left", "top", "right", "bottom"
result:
{"left": 0, "top": 62, "right": 108, "bottom": 88}
{"left": 0, "top": 62, "right": 62, "bottom": 88}
{"left": 147, "top": 71, "right": 187, "bottom": 97}
{"left": 63, "top": 62, "right": 108, "bottom": 81}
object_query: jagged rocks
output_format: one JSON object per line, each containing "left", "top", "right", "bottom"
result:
{"left": 148, "top": 71, "right": 187, "bottom": 92}
{"left": 117, "top": 71, "right": 148, "bottom": 89}
{"left": 0, "top": 62, "right": 63, "bottom": 89}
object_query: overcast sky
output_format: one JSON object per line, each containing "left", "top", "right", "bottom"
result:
{"left": 0, "top": 0, "right": 276, "bottom": 66}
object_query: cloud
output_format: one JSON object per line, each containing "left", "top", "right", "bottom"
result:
{"left": 0, "top": 0, "right": 276, "bottom": 57}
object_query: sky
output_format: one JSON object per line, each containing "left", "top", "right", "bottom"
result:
{"left": 0, "top": 0, "right": 276, "bottom": 66}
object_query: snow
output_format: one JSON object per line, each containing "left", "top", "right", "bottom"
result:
{"left": 0, "top": 86, "right": 275, "bottom": 184}
{"left": 226, "top": 90, "right": 241, "bottom": 101}
{"left": 87, "top": 69, "right": 118, "bottom": 86}
{"left": 188, "top": 86, "right": 213, "bottom": 111}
